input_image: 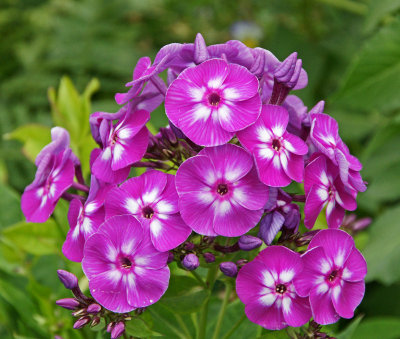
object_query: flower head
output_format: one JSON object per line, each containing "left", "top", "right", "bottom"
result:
{"left": 82, "top": 215, "right": 170, "bottom": 313}
{"left": 91, "top": 109, "right": 150, "bottom": 183}
{"left": 165, "top": 58, "right": 261, "bottom": 146}
{"left": 236, "top": 246, "right": 311, "bottom": 330}
{"left": 304, "top": 154, "right": 357, "bottom": 229}
{"left": 105, "top": 170, "right": 191, "bottom": 252}
{"left": 63, "top": 176, "right": 114, "bottom": 262}
{"left": 176, "top": 143, "right": 269, "bottom": 237}
{"left": 237, "top": 104, "right": 308, "bottom": 187}
{"left": 293, "top": 229, "right": 367, "bottom": 325}
{"left": 310, "top": 113, "right": 366, "bottom": 192}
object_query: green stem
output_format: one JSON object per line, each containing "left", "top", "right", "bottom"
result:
{"left": 212, "top": 283, "right": 232, "bottom": 339}
{"left": 175, "top": 313, "right": 193, "bottom": 339}
{"left": 197, "top": 265, "right": 219, "bottom": 339}
{"left": 221, "top": 314, "right": 246, "bottom": 339}
{"left": 148, "top": 309, "right": 186, "bottom": 339}
{"left": 190, "top": 270, "right": 207, "bottom": 288}
{"left": 316, "top": 0, "right": 368, "bottom": 15}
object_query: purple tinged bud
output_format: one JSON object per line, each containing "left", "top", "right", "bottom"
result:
{"left": 274, "top": 52, "right": 297, "bottom": 84}
{"left": 352, "top": 217, "right": 372, "bottom": 231}
{"left": 55, "top": 298, "right": 80, "bottom": 310}
{"left": 135, "top": 308, "right": 146, "bottom": 315}
{"left": 219, "top": 262, "right": 238, "bottom": 277}
{"left": 308, "top": 100, "right": 325, "bottom": 115}
{"left": 203, "top": 252, "right": 215, "bottom": 263}
{"left": 167, "top": 252, "right": 175, "bottom": 263}
{"left": 107, "top": 322, "right": 115, "bottom": 333}
{"left": 238, "top": 235, "right": 262, "bottom": 251}
{"left": 295, "top": 230, "right": 320, "bottom": 247}
{"left": 203, "top": 236, "right": 216, "bottom": 244}
{"left": 57, "top": 270, "right": 78, "bottom": 290}
{"left": 55, "top": 336, "right": 64, "bottom": 339}
{"left": 91, "top": 316, "right": 101, "bottom": 327}
{"left": 111, "top": 321, "right": 126, "bottom": 339}
{"left": 236, "top": 259, "right": 248, "bottom": 268}
{"left": 184, "top": 242, "right": 195, "bottom": 251}
{"left": 86, "top": 303, "right": 101, "bottom": 314}
{"left": 73, "top": 316, "right": 91, "bottom": 329}
{"left": 194, "top": 33, "right": 209, "bottom": 64}
{"left": 72, "top": 309, "right": 86, "bottom": 317}
{"left": 182, "top": 253, "right": 200, "bottom": 271}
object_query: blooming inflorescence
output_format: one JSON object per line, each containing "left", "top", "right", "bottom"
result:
{"left": 21, "top": 33, "right": 369, "bottom": 337}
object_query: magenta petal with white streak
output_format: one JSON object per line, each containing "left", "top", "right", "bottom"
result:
{"left": 237, "top": 104, "right": 308, "bottom": 187}
{"left": 176, "top": 144, "right": 268, "bottom": 236}
{"left": 105, "top": 170, "right": 191, "bottom": 251}
{"left": 165, "top": 58, "right": 261, "bottom": 146}
{"left": 236, "top": 246, "right": 311, "bottom": 330}
{"left": 82, "top": 215, "right": 170, "bottom": 313}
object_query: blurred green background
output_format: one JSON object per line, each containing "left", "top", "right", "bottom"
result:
{"left": 1, "top": 0, "right": 400, "bottom": 338}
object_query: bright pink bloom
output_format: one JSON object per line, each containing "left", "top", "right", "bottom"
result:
{"left": 175, "top": 144, "right": 268, "bottom": 237}
{"left": 82, "top": 215, "right": 170, "bottom": 313}
{"left": 237, "top": 104, "right": 308, "bottom": 187}
{"left": 165, "top": 58, "right": 261, "bottom": 146}
{"left": 105, "top": 170, "right": 191, "bottom": 252}
{"left": 236, "top": 246, "right": 311, "bottom": 330}
{"left": 62, "top": 177, "right": 114, "bottom": 262}
{"left": 21, "top": 128, "right": 76, "bottom": 222}
{"left": 310, "top": 113, "right": 366, "bottom": 192}
{"left": 294, "top": 229, "right": 366, "bottom": 325}
{"left": 304, "top": 154, "right": 357, "bottom": 229}
{"left": 91, "top": 109, "right": 150, "bottom": 183}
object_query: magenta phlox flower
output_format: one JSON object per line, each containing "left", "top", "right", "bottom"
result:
{"left": 175, "top": 144, "right": 268, "bottom": 237}
{"left": 90, "top": 108, "right": 127, "bottom": 145}
{"left": 237, "top": 104, "right": 308, "bottom": 187}
{"left": 115, "top": 55, "right": 168, "bottom": 105}
{"left": 21, "top": 128, "right": 76, "bottom": 222}
{"left": 304, "top": 154, "right": 357, "bottom": 229}
{"left": 105, "top": 170, "right": 191, "bottom": 252}
{"left": 82, "top": 215, "right": 170, "bottom": 313}
{"left": 91, "top": 109, "right": 150, "bottom": 183}
{"left": 236, "top": 246, "right": 311, "bottom": 330}
{"left": 166, "top": 58, "right": 261, "bottom": 146}
{"left": 293, "top": 229, "right": 366, "bottom": 325}
{"left": 310, "top": 113, "right": 366, "bottom": 192}
{"left": 259, "top": 188, "right": 300, "bottom": 245}
{"left": 63, "top": 176, "right": 114, "bottom": 262}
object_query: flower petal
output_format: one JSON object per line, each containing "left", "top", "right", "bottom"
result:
{"left": 332, "top": 281, "right": 365, "bottom": 319}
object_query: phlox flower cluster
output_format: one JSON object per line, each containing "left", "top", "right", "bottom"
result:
{"left": 21, "top": 33, "right": 368, "bottom": 335}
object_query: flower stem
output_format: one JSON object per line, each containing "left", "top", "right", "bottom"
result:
{"left": 211, "top": 282, "right": 232, "bottom": 339}
{"left": 221, "top": 314, "right": 246, "bottom": 339}
{"left": 71, "top": 181, "right": 89, "bottom": 193}
{"left": 197, "top": 265, "right": 218, "bottom": 339}
{"left": 175, "top": 313, "right": 193, "bottom": 339}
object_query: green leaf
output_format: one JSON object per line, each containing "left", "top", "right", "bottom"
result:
{"left": 2, "top": 219, "right": 62, "bottom": 256}
{"left": 336, "top": 316, "right": 363, "bottom": 339}
{"left": 158, "top": 275, "right": 210, "bottom": 314}
{"left": 125, "top": 317, "right": 161, "bottom": 338}
{"left": 365, "top": 0, "right": 400, "bottom": 33}
{"left": 5, "top": 124, "right": 51, "bottom": 162}
{"left": 334, "top": 19, "right": 400, "bottom": 112}
{"left": 363, "top": 206, "right": 400, "bottom": 284}
{"left": 0, "top": 183, "right": 23, "bottom": 229}
{"left": 351, "top": 317, "right": 400, "bottom": 339}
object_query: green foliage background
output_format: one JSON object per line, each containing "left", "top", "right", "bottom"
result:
{"left": 1, "top": 0, "right": 400, "bottom": 338}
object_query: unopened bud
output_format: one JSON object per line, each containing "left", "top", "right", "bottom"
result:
{"left": 182, "top": 253, "right": 200, "bottom": 271}
{"left": 236, "top": 259, "right": 248, "bottom": 268}
{"left": 73, "top": 316, "right": 91, "bottom": 329}
{"left": 111, "top": 321, "right": 126, "bottom": 339}
{"left": 219, "top": 262, "right": 238, "bottom": 277}
{"left": 87, "top": 303, "right": 101, "bottom": 314}
{"left": 72, "top": 308, "right": 86, "bottom": 317}
{"left": 57, "top": 270, "right": 78, "bottom": 290}
{"left": 202, "top": 236, "right": 216, "bottom": 244}
{"left": 184, "top": 242, "right": 195, "bottom": 251}
{"left": 55, "top": 298, "right": 80, "bottom": 310}
{"left": 107, "top": 322, "right": 115, "bottom": 333}
{"left": 135, "top": 308, "right": 146, "bottom": 315}
{"left": 91, "top": 316, "right": 101, "bottom": 327}
{"left": 238, "top": 235, "right": 262, "bottom": 251}
{"left": 203, "top": 252, "right": 215, "bottom": 263}
{"left": 295, "top": 230, "right": 320, "bottom": 247}
{"left": 352, "top": 217, "right": 372, "bottom": 232}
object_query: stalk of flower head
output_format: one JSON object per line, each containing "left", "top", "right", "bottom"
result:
{"left": 21, "top": 33, "right": 369, "bottom": 338}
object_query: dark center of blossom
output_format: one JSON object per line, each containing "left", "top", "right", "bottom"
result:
{"left": 217, "top": 184, "right": 228, "bottom": 196}
{"left": 208, "top": 92, "right": 221, "bottom": 106}
{"left": 275, "top": 284, "right": 287, "bottom": 294}
{"left": 272, "top": 139, "right": 281, "bottom": 151}
{"left": 142, "top": 206, "right": 154, "bottom": 219}
{"left": 120, "top": 257, "right": 133, "bottom": 269}
{"left": 328, "top": 270, "right": 338, "bottom": 282}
